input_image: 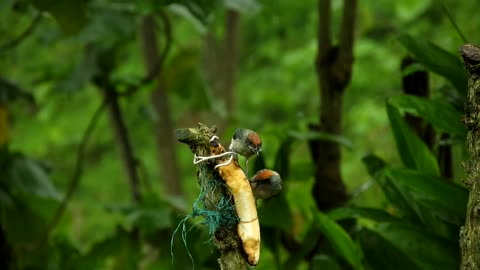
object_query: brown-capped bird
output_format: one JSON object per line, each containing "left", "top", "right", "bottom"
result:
{"left": 249, "top": 169, "right": 282, "bottom": 199}
{"left": 229, "top": 128, "right": 262, "bottom": 175}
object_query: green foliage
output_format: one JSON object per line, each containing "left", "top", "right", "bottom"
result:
{"left": 386, "top": 102, "right": 440, "bottom": 175}
{"left": 398, "top": 34, "right": 467, "bottom": 93}
{"left": 389, "top": 94, "right": 466, "bottom": 136}
{"left": 0, "top": 0, "right": 474, "bottom": 269}
{"left": 315, "top": 212, "right": 364, "bottom": 270}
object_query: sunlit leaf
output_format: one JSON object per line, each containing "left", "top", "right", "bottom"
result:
{"left": 386, "top": 102, "right": 439, "bottom": 175}
{"left": 315, "top": 212, "right": 364, "bottom": 270}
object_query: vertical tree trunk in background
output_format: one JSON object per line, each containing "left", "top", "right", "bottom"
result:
{"left": 310, "top": 0, "right": 356, "bottom": 211}
{"left": 103, "top": 87, "right": 142, "bottom": 203}
{"left": 223, "top": 10, "right": 240, "bottom": 118}
{"left": 460, "top": 44, "right": 480, "bottom": 270}
{"left": 203, "top": 9, "right": 240, "bottom": 131}
{"left": 140, "top": 15, "right": 183, "bottom": 197}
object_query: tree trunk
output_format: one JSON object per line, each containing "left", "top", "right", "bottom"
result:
{"left": 460, "top": 43, "right": 480, "bottom": 270}
{"left": 140, "top": 15, "right": 183, "bottom": 197}
{"left": 310, "top": 0, "right": 356, "bottom": 211}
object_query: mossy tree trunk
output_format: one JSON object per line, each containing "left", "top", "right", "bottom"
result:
{"left": 460, "top": 43, "right": 480, "bottom": 270}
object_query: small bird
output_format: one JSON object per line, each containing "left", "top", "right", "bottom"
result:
{"left": 249, "top": 169, "right": 282, "bottom": 199}
{"left": 229, "top": 128, "right": 262, "bottom": 175}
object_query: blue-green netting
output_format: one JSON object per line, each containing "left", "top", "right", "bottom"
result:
{"left": 171, "top": 165, "right": 238, "bottom": 267}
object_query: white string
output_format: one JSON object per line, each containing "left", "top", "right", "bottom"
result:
{"left": 192, "top": 135, "right": 236, "bottom": 168}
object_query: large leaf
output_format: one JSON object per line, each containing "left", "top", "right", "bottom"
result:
{"left": 328, "top": 207, "right": 398, "bottom": 223}
{"left": 362, "top": 154, "right": 417, "bottom": 218}
{"left": 315, "top": 212, "right": 363, "bottom": 270}
{"left": 384, "top": 168, "right": 467, "bottom": 235}
{"left": 398, "top": 34, "right": 467, "bottom": 93}
{"left": 363, "top": 222, "right": 458, "bottom": 270}
{"left": 386, "top": 102, "right": 439, "bottom": 175}
{"left": 389, "top": 95, "right": 465, "bottom": 136}
{"left": 358, "top": 227, "right": 420, "bottom": 270}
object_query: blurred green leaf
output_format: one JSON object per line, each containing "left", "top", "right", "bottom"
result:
{"left": 32, "top": 0, "right": 87, "bottom": 34}
{"left": 273, "top": 138, "right": 292, "bottom": 179}
{"left": 257, "top": 194, "right": 293, "bottom": 231}
{"left": 398, "top": 34, "right": 467, "bottom": 93}
{"left": 362, "top": 155, "right": 417, "bottom": 221}
{"left": 3, "top": 204, "right": 48, "bottom": 245}
{"left": 9, "top": 158, "right": 61, "bottom": 201}
{"left": 364, "top": 222, "right": 458, "bottom": 270}
{"left": 358, "top": 227, "right": 421, "bottom": 270}
{"left": 126, "top": 208, "right": 172, "bottom": 233}
{"left": 282, "top": 225, "right": 322, "bottom": 270}
{"left": 311, "top": 254, "right": 342, "bottom": 270}
{"left": 288, "top": 130, "right": 353, "bottom": 150}
{"left": 315, "top": 212, "right": 363, "bottom": 270}
{"left": 224, "top": 0, "right": 261, "bottom": 14}
{"left": 384, "top": 168, "right": 467, "bottom": 232}
{"left": 361, "top": 154, "right": 387, "bottom": 177}
{"left": 328, "top": 207, "right": 398, "bottom": 223}
{"left": 395, "top": 0, "right": 431, "bottom": 21}
{"left": 389, "top": 95, "right": 465, "bottom": 136}
{"left": 386, "top": 102, "right": 439, "bottom": 175}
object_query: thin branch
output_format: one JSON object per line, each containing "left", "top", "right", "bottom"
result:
{"left": 42, "top": 99, "right": 108, "bottom": 242}
{"left": 104, "top": 87, "right": 142, "bottom": 203}
{"left": 338, "top": 0, "right": 357, "bottom": 62}
{"left": 0, "top": 12, "right": 42, "bottom": 52}
{"left": 440, "top": 0, "right": 468, "bottom": 44}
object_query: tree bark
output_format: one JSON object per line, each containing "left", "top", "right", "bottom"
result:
{"left": 140, "top": 15, "right": 183, "bottom": 197}
{"left": 310, "top": 0, "right": 356, "bottom": 211}
{"left": 460, "top": 43, "right": 480, "bottom": 270}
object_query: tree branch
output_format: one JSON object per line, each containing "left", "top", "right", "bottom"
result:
{"left": 317, "top": 0, "right": 332, "bottom": 55}
{"left": 40, "top": 99, "right": 107, "bottom": 244}
{"left": 338, "top": 0, "right": 357, "bottom": 63}
{"left": 103, "top": 87, "right": 142, "bottom": 203}
{"left": 0, "top": 12, "right": 42, "bottom": 52}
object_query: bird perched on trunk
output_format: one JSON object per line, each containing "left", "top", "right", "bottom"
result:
{"left": 229, "top": 128, "right": 262, "bottom": 176}
{"left": 249, "top": 169, "right": 282, "bottom": 199}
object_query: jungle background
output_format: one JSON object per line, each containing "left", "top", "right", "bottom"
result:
{"left": 1, "top": 0, "right": 478, "bottom": 269}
